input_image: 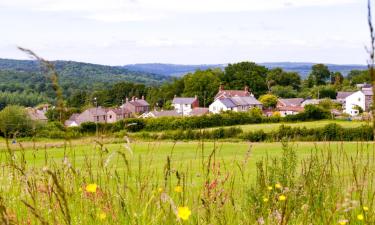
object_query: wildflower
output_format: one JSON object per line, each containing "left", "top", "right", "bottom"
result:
{"left": 158, "top": 187, "right": 163, "bottom": 193}
{"left": 278, "top": 195, "right": 286, "bottom": 201}
{"left": 263, "top": 197, "right": 269, "bottom": 203}
{"left": 357, "top": 214, "right": 364, "bottom": 221}
{"left": 275, "top": 183, "right": 282, "bottom": 189}
{"left": 85, "top": 184, "right": 97, "bottom": 193}
{"left": 177, "top": 206, "right": 191, "bottom": 221}
{"left": 363, "top": 206, "right": 369, "bottom": 211}
{"left": 338, "top": 219, "right": 348, "bottom": 225}
{"left": 174, "top": 186, "right": 183, "bottom": 193}
{"left": 97, "top": 211, "right": 106, "bottom": 220}
{"left": 267, "top": 186, "right": 273, "bottom": 191}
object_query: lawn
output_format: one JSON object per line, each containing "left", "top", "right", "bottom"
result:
{"left": 207, "top": 119, "right": 369, "bottom": 132}
{"left": 0, "top": 138, "right": 374, "bottom": 224}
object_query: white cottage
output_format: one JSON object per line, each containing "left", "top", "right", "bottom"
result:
{"left": 172, "top": 96, "right": 199, "bottom": 115}
{"left": 209, "top": 96, "right": 262, "bottom": 114}
{"left": 344, "top": 88, "right": 373, "bottom": 116}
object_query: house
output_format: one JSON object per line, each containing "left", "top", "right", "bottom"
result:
{"left": 356, "top": 83, "right": 372, "bottom": 89}
{"left": 336, "top": 92, "right": 355, "bottom": 104}
{"left": 75, "top": 107, "right": 107, "bottom": 125}
{"left": 121, "top": 96, "right": 150, "bottom": 115}
{"left": 344, "top": 88, "right": 373, "bottom": 116}
{"left": 301, "top": 99, "right": 322, "bottom": 107}
{"left": 276, "top": 106, "right": 304, "bottom": 117}
{"left": 209, "top": 96, "right": 262, "bottom": 114}
{"left": 276, "top": 98, "right": 304, "bottom": 108}
{"left": 214, "top": 85, "right": 252, "bottom": 101}
{"left": 27, "top": 108, "right": 48, "bottom": 122}
{"left": 172, "top": 96, "right": 199, "bottom": 115}
{"left": 64, "top": 113, "right": 79, "bottom": 127}
{"left": 106, "top": 108, "right": 132, "bottom": 123}
{"left": 189, "top": 107, "right": 209, "bottom": 117}
{"left": 140, "top": 110, "right": 181, "bottom": 118}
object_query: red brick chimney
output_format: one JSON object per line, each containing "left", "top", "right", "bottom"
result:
{"left": 244, "top": 86, "right": 249, "bottom": 93}
{"left": 219, "top": 84, "right": 224, "bottom": 91}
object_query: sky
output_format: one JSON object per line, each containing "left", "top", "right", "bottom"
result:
{"left": 0, "top": 0, "right": 371, "bottom": 65}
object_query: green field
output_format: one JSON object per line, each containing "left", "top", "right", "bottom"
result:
{"left": 206, "top": 119, "right": 369, "bottom": 132}
{"left": 0, "top": 138, "right": 374, "bottom": 224}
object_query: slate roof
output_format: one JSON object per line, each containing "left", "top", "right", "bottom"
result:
{"left": 86, "top": 107, "right": 107, "bottom": 116}
{"left": 337, "top": 92, "right": 355, "bottom": 100}
{"left": 172, "top": 97, "right": 197, "bottom": 104}
{"left": 215, "top": 90, "right": 251, "bottom": 100}
{"left": 219, "top": 96, "right": 262, "bottom": 108}
{"left": 278, "top": 98, "right": 304, "bottom": 107}
{"left": 151, "top": 110, "right": 181, "bottom": 117}
{"left": 107, "top": 108, "right": 131, "bottom": 115}
{"left": 189, "top": 107, "right": 209, "bottom": 116}
{"left": 27, "top": 108, "right": 48, "bottom": 121}
{"left": 362, "top": 88, "right": 373, "bottom": 96}
{"left": 128, "top": 99, "right": 150, "bottom": 107}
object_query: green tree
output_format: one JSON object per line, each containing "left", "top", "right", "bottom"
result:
{"left": 221, "top": 62, "right": 268, "bottom": 97}
{"left": 183, "top": 69, "right": 222, "bottom": 106}
{"left": 271, "top": 85, "right": 298, "bottom": 98}
{"left": 307, "top": 64, "right": 331, "bottom": 87}
{"left": 331, "top": 72, "right": 344, "bottom": 86}
{"left": 0, "top": 105, "right": 33, "bottom": 138}
{"left": 259, "top": 94, "right": 278, "bottom": 108}
{"left": 266, "top": 68, "right": 301, "bottom": 90}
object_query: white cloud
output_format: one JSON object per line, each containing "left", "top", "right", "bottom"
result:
{"left": 0, "top": 0, "right": 357, "bottom": 22}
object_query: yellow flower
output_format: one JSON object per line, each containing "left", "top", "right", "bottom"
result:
{"left": 263, "top": 197, "right": 269, "bottom": 203}
{"left": 97, "top": 211, "right": 106, "bottom": 220}
{"left": 174, "top": 186, "right": 183, "bottom": 193}
{"left": 278, "top": 195, "right": 286, "bottom": 201}
{"left": 357, "top": 214, "right": 364, "bottom": 221}
{"left": 177, "top": 206, "right": 191, "bottom": 221}
{"left": 85, "top": 183, "right": 97, "bottom": 193}
{"left": 338, "top": 219, "right": 348, "bottom": 225}
{"left": 158, "top": 187, "right": 163, "bottom": 193}
{"left": 267, "top": 186, "right": 273, "bottom": 191}
{"left": 275, "top": 183, "right": 282, "bottom": 189}
{"left": 363, "top": 206, "right": 369, "bottom": 211}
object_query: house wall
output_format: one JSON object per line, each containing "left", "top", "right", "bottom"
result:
{"left": 209, "top": 100, "right": 230, "bottom": 114}
{"left": 345, "top": 91, "right": 365, "bottom": 116}
{"left": 77, "top": 109, "right": 107, "bottom": 124}
{"left": 173, "top": 103, "right": 193, "bottom": 115}
{"left": 107, "top": 111, "right": 118, "bottom": 123}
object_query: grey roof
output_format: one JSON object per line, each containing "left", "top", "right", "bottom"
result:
{"left": 219, "top": 96, "right": 262, "bottom": 108}
{"left": 152, "top": 110, "right": 181, "bottom": 117}
{"left": 129, "top": 99, "right": 150, "bottom": 107}
{"left": 86, "top": 107, "right": 107, "bottom": 116}
{"left": 301, "top": 99, "right": 322, "bottom": 106}
{"left": 68, "top": 113, "right": 80, "bottom": 121}
{"left": 231, "top": 96, "right": 262, "bottom": 106}
{"left": 362, "top": 89, "right": 373, "bottom": 96}
{"left": 172, "top": 97, "right": 197, "bottom": 104}
{"left": 278, "top": 98, "right": 304, "bottom": 107}
{"left": 219, "top": 98, "right": 237, "bottom": 108}
{"left": 189, "top": 107, "right": 209, "bottom": 116}
{"left": 337, "top": 92, "right": 355, "bottom": 99}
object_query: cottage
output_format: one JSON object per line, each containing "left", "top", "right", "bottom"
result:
{"left": 276, "top": 106, "right": 304, "bottom": 117}
{"left": 27, "top": 108, "right": 48, "bottom": 122}
{"left": 172, "top": 96, "right": 199, "bottom": 115}
{"left": 276, "top": 98, "right": 304, "bottom": 108}
{"left": 209, "top": 96, "right": 262, "bottom": 114}
{"left": 189, "top": 107, "right": 209, "bottom": 117}
{"left": 74, "top": 107, "right": 107, "bottom": 125}
{"left": 140, "top": 110, "right": 181, "bottom": 118}
{"left": 106, "top": 108, "right": 132, "bottom": 123}
{"left": 344, "top": 88, "right": 373, "bottom": 116}
{"left": 121, "top": 96, "right": 150, "bottom": 115}
{"left": 214, "top": 85, "right": 252, "bottom": 101}
{"left": 64, "top": 113, "right": 80, "bottom": 127}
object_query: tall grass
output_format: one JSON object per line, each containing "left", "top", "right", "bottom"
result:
{"left": 0, "top": 139, "right": 374, "bottom": 224}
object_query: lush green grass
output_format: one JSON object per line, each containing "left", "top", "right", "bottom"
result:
{"left": 0, "top": 138, "right": 374, "bottom": 224}
{"left": 207, "top": 120, "right": 369, "bottom": 132}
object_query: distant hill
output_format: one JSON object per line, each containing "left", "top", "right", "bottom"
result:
{"left": 123, "top": 62, "right": 367, "bottom": 78}
{"left": 0, "top": 58, "right": 170, "bottom": 86}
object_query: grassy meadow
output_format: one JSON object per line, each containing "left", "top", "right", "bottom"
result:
{"left": 0, "top": 138, "right": 374, "bottom": 224}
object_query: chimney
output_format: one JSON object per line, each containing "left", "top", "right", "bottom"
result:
{"left": 195, "top": 95, "right": 198, "bottom": 99}
{"left": 219, "top": 84, "right": 224, "bottom": 91}
{"left": 126, "top": 97, "right": 129, "bottom": 103}
{"left": 141, "top": 95, "right": 144, "bottom": 100}
{"left": 132, "top": 96, "right": 135, "bottom": 101}
{"left": 244, "top": 86, "right": 249, "bottom": 93}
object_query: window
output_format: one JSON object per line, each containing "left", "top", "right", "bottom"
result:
{"left": 109, "top": 115, "right": 112, "bottom": 119}
{"left": 358, "top": 98, "right": 361, "bottom": 102}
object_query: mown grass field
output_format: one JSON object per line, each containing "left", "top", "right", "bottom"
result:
{"left": 0, "top": 138, "right": 374, "bottom": 224}
{"left": 205, "top": 120, "right": 369, "bottom": 132}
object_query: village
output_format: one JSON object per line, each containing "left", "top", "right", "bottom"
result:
{"left": 32, "top": 83, "right": 370, "bottom": 127}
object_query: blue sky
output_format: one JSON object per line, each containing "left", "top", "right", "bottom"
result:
{"left": 0, "top": 0, "right": 370, "bottom": 65}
